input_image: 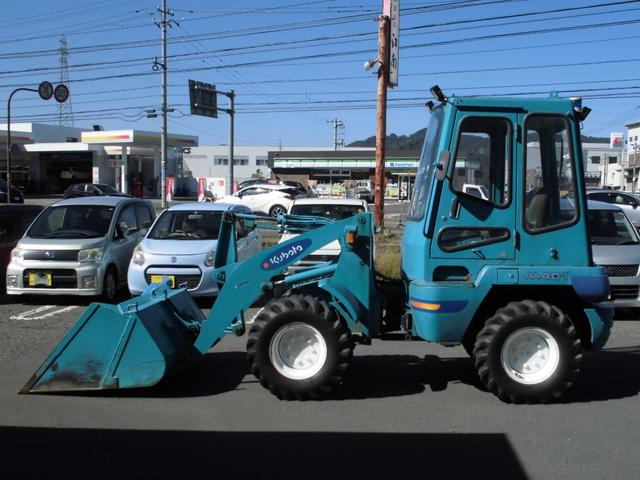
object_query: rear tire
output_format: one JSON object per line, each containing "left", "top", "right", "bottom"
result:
{"left": 269, "top": 204, "right": 286, "bottom": 217}
{"left": 473, "top": 300, "right": 582, "bottom": 404}
{"left": 247, "top": 294, "right": 353, "bottom": 400}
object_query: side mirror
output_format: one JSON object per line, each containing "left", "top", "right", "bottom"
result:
{"left": 115, "top": 221, "right": 129, "bottom": 240}
{"left": 435, "top": 150, "right": 450, "bottom": 181}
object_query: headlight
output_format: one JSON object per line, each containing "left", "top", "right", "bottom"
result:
{"left": 78, "top": 247, "right": 105, "bottom": 263}
{"left": 132, "top": 245, "right": 145, "bottom": 266}
{"left": 204, "top": 248, "right": 216, "bottom": 267}
{"left": 10, "top": 247, "right": 23, "bottom": 260}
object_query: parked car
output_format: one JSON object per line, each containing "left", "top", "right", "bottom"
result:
{"left": 278, "top": 198, "right": 368, "bottom": 270}
{"left": 0, "top": 178, "right": 24, "bottom": 203}
{"left": 586, "top": 190, "right": 640, "bottom": 227}
{"left": 64, "top": 183, "right": 132, "bottom": 199}
{"left": 220, "top": 184, "right": 304, "bottom": 216}
{"left": 588, "top": 200, "right": 640, "bottom": 308}
{"left": 462, "top": 183, "right": 489, "bottom": 201}
{"left": 59, "top": 168, "right": 91, "bottom": 180}
{"left": 6, "top": 196, "right": 155, "bottom": 301}
{"left": 237, "top": 178, "right": 309, "bottom": 192}
{"left": 0, "top": 204, "right": 44, "bottom": 293}
{"left": 128, "top": 203, "right": 261, "bottom": 297}
{"left": 346, "top": 186, "right": 374, "bottom": 203}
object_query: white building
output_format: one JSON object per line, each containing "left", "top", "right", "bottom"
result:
{"left": 625, "top": 121, "right": 640, "bottom": 192}
{"left": 582, "top": 142, "right": 626, "bottom": 190}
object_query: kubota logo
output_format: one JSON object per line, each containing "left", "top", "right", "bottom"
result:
{"left": 261, "top": 239, "right": 312, "bottom": 270}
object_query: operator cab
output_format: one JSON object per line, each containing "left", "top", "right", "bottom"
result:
{"left": 403, "top": 88, "right": 592, "bottom": 283}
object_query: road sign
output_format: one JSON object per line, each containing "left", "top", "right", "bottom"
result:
{"left": 383, "top": 0, "right": 399, "bottom": 88}
{"left": 189, "top": 80, "right": 218, "bottom": 118}
{"left": 38, "top": 81, "right": 53, "bottom": 101}
{"left": 54, "top": 84, "right": 69, "bottom": 103}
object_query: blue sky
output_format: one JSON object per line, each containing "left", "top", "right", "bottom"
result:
{"left": 1, "top": 0, "right": 639, "bottom": 147}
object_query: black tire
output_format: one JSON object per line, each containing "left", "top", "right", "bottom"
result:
{"left": 246, "top": 294, "right": 353, "bottom": 400}
{"left": 269, "top": 204, "right": 287, "bottom": 217}
{"left": 473, "top": 300, "right": 582, "bottom": 404}
{"left": 101, "top": 267, "right": 118, "bottom": 303}
{"left": 461, "top": 339, "right": 475, "bottom": 358}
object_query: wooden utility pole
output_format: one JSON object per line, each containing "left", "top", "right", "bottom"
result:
{"left": 374, "top": 15, "right": 389, "bottom": 228}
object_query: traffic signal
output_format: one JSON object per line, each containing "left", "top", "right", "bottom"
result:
{"left": 188, "top": 79, "right": 218, "bottom": 118}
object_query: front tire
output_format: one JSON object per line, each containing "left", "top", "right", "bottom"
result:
{"left": 247, "top": 294, "right": 353, "bottom": 400}
{"left": 473, "top": 300, "right": 582, "bottom": 404}
{"left": 269, "top": 204, "right": 287, "bottom": 217}
{"left": 101, "top": 267, "right": 118, "bottom": 303}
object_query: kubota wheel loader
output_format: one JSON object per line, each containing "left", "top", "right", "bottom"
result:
{"left": 22, "top": 88, "right": 613, "bottom": 404}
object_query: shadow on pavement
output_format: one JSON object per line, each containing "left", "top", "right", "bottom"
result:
{"left": 0, "top": 428, "right": 528, "bottom": 480}
{"left": 569, "top": 346, "right": 640, "bottom": 402}
{"left": 35, "top": 346, "right": 640, "bottom": 403}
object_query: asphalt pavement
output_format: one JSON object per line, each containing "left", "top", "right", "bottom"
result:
{"left": 0, "top": 293, "right": 639, "bottom": 480}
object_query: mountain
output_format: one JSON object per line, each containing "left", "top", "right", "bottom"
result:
{"left": 348, "top": 131, "right": 610, "bottom": 151}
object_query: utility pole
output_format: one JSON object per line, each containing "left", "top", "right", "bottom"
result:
{"left": 374, "top": 15, "right": 390, "bottom": 228}
{"left": 328, "top": 118, "right": 344, "bottom": 151}
{"left": 227, "top": 90, "right": 235, "bottom": 194}
{"left": 155, "top": 0, "right": 176, "bottom": 208}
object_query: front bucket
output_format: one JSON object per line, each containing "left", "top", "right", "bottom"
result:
{"left": 21, "top": 283, "right": 205, "bottom": 394}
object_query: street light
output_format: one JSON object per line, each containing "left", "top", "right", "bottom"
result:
{"left": 5, "top": 82, "right": 68, "bottom": 203}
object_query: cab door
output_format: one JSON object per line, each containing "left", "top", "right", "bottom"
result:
{"left": 431, "top": 112, "right": 518, "bottom": 261}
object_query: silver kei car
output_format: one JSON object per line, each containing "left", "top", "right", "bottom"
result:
{"left": 588, "top": 200, "right": 640, "bottom": 308}
{"left": 127, "top": 202, "right": 261, "bottom": 297}
{"left": 6, "top": 196, "right": 155, "bottom": 301}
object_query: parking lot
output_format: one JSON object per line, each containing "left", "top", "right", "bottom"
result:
{"left": 1, "top": 293, "right": 639, "bottom": 480}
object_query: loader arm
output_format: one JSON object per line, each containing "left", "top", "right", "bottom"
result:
{"left": 193, "top": 211, "right": 375, "bottom": 353}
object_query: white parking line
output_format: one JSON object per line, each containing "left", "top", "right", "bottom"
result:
{"left": 10, "top": 305, "right": 78, "bottom": 321}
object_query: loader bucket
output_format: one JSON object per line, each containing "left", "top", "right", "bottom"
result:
{"left": 21, "top": 282, "right": 205, "bottom": 394}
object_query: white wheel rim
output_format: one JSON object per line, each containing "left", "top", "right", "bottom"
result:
{"left": 500, "top": 327, "right": 560, "bottom": 385}
{"left": 269, "top": 322, "right": 327, "bottom": 380}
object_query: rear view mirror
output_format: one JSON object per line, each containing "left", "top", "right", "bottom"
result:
{"left": 435, "top": 150, "right": 450, "bottom": 181}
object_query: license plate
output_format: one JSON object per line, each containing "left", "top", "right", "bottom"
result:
{"left": 150, "top": 275, "right": 175, "bottom": 288}
{"left": 28, "top": 272, "right": 52, "bottom": 287}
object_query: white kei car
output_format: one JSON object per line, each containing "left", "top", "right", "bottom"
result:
{"left": 278, "top": 198, "right": 368, "bottom": 270}
{"left": 128, "top": 202, "right": 261, "bottom": 297}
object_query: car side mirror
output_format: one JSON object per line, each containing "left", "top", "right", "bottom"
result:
{"left": 435, "top": 150, "right": 450, "bottom": 181}
{"left": 115, "top": 222, "right": 129, "bottom": 240}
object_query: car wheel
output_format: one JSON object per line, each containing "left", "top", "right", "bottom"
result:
{"left": 246, "top": 294, "right": 354, "bottom": 400}
{"left": 269, "top": 204, "right": 287, "bottom": 217}
{"left": 101, "top": 267, "right": 118, "bottom": 303}
{"left": 473, "top": 300, "right": 581, "bottom": 404}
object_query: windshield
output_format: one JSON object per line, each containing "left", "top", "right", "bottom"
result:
{"left": 96, "top": 184, "right": 118, "bottom": 194}
{"left": 149, "top": 210, "right": 223, "bottom": 240}
{"left": 27, "top": 205, "right": 115, "bottom": 239}
{"left": 407, "top": 107, "right": 444, "bottom": 220}
{"left": 588, "top": 209, "right": 639, "bottom": 245}
{"left": 290, "top": 203, "right": 365, "bottom": 222}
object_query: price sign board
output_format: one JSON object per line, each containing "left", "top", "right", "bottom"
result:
{"left": 383, "top": 0, "right": 399, "bottom": 88}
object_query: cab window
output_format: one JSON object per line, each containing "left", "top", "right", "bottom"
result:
{"left": 524, "top": 115, "right": 578, "bottom": 232}
{"left": 451, "top": 116, "right": 511, "bottom": 207}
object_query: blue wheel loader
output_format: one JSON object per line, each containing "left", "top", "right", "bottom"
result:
{"left": 22, "top": 88, "right": 613, "bottom": 404}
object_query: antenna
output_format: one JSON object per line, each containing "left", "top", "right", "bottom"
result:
{"left": 57, "top": 35, "right": 74, "bottom": 126}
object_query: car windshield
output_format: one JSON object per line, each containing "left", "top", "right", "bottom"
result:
{"left": 27, "top": 205, "right": 115, "bottom": 239}
{"left": 149, "top": 210, "right": 223, "bottom": 240}
{"left": 588, "top": 209, "right": 639, "bottom": 245}
{"left": 96, "top": 184, "right": 118, "bottom": 194}
{"left": 290, "top": 204, "right": 365, "bottom": 223}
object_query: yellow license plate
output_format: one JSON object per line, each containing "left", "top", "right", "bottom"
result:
{"left": 150, "top": 275, "right": 175, "bottom": 288}
{"left": 29, "top": 272, "right": 52, "bottom": 287}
